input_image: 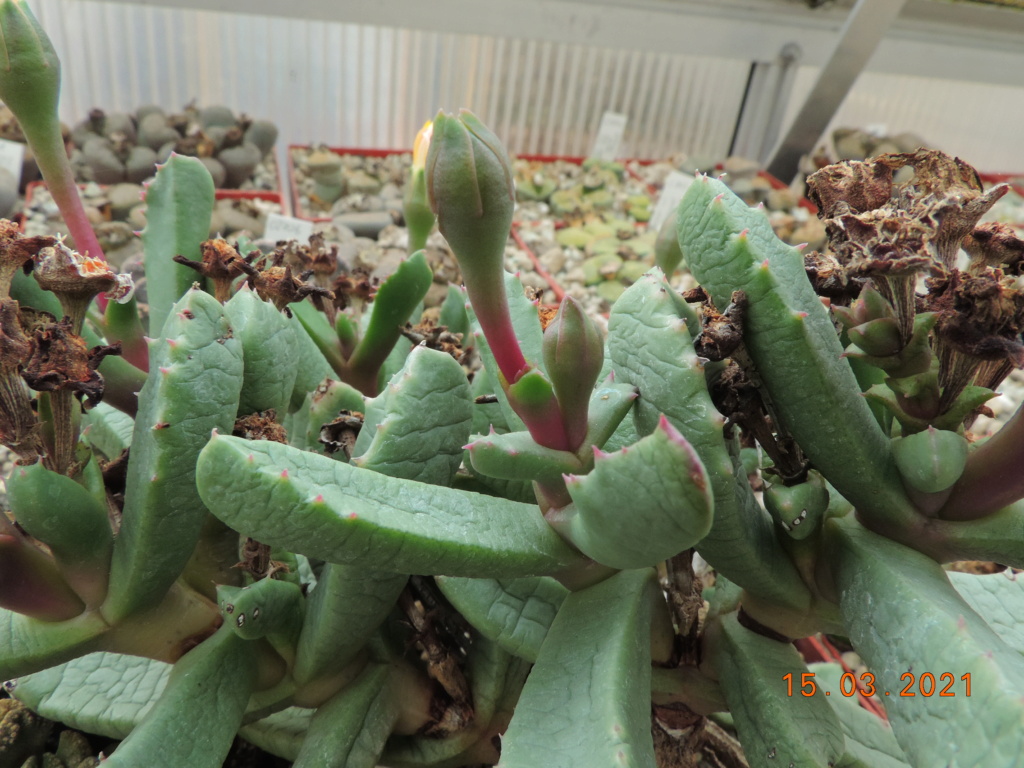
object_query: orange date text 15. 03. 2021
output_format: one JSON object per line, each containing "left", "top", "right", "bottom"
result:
{"left": 783, "top": 672, "right": 972, "bottom": 697}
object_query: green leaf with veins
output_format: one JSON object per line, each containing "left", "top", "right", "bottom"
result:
{"left": 197, "top": 435, "right": 584, "bottom": 577}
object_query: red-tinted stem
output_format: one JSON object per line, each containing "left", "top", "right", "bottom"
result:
{"left": 466, "top": 281, "right": 528, "bottom": 385}
{"left": 28, "top": 121, "right": 109, "bottom": 309}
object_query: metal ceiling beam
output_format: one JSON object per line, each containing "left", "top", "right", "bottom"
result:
{"left": 765, "top": 0, "right": 909, "bottom": 183}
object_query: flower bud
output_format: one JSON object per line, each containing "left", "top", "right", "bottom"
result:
{"left": 404, "top": 120, "right": 436, "bottom": 254}
{"left": 542, "top": 296, "right": 603, "bottom": 450}
{"left": 426, "top": 109, "right": 514, "bottom": 277}
{"left": 426, "top": 110, "right": 525, "bottom": 385}
{"left": 412, "top": 120, "right": 433, "bottom": 173}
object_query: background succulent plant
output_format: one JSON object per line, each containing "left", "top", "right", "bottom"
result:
{"left": 69, "top": 102, "right": 278, "bottom": 190}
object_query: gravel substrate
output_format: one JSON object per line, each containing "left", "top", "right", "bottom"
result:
{"left": 289, "top": 146, "right": 409, "bottom": 224}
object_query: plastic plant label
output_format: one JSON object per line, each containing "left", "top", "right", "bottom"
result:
{"left": 590, "top": 111, "right": 627, "bottom": 161}
{"left": 264, "top": 213, "right": 314, "bottom": 245}
{"left": 649, "top": 171, "right": 694, "bottom": 230}
{"left": 0, "top": 138, "right": 25, "bottom": 184}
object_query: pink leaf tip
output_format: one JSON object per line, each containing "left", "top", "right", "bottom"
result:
{"left": 280, "top": 469, "right": 289, "bottom": 479}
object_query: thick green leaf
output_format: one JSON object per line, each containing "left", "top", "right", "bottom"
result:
{"left": 288, "top": 313, "right": 336, "bottom": 411}
{"left": 585, "top": 381, "right": 638, "bottom": 450}
{"left": 7, "top": 461, "right": 113, "bottom": 606}
{"left": 677, "top": 176, "right": 912, "bottom": 526}
{"left": 949, "top": 571, "right": 1024, "bottom": 654}
{"left": 434, "top": 576, "right": 567, "bottom": 663}
{"left": 102, "top": 626, "right": 256, "bottom": 768}
{"left": 293, "top": 662, "right": 399, "bottom": 768}
{"left": 498, "top": 569, "right": 658, "bottom": 768}
{"left": 293, "top": 564, "right": 407, "bottom": 685}
{"left": 352, "top": 346, "right": 471, "bottom": 486}
{"left": 197, "top": 436, "right": 583, "bottom": 577}
{"left": 0, "top": 610, "right": 107, "bottom": 680}
{"left": 102, "top": 288, "right": 243, "bottom": 622}
{"left": 347, "top": 251, "right": 433, "bottom": 385}
{"left": 239, "top": 707, "right": 314, "bottom": 762}
{"left": 465, "top": 430, "right": 585, "bottom": 483}
{"left": 809, "top": 662, "right": 911, "bottom": 768}
{"left": 297, "top": 378, "right": 364, "bottom": 454}
{"left": 829, "top": 518, "right": 1024, "bottom": 767}
{"left": 141, "top": 154, "right": 215, "bottom": 336}
{"left": 709, "top": 612, "right": 844, "bottom": 768}
{"left": 81, "top": 401, "right": 133, "bottom": 458}
{"left": 439, "top": 283, "right": 469, "bottom": 336}
{"left": 9, "top": 652, "right": 169, "bottom": 740}
{"left": 224, "top": 289, "right": 298, "bottom": 416}
{"left": 608, "top": 270, "right": 808, "bottom": 610}
{"left": 291, "top": 299, "right": 346, "bottom": 377}
{"left": 565, "top": 416, "right": 713, "bottom": 569}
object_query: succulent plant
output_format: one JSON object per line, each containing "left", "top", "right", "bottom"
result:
{"left": 4, "top": 6, "right": 1024, "bottom": 768}
{"left": 71, "top": 103, "right": 277, "bottom": 190}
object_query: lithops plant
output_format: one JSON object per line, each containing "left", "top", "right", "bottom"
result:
{"left": 71, "top": 103, "right": 278, "bottom": 190}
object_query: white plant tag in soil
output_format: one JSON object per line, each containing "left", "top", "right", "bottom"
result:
{"left": 649, "top": 171, "right": 694, "bottom": 231}
{"left": 0, "top": 139, "right": 25, "bottom": 184}
{"left": 591, "top": 112, "right": 627, "bottom": 161}
{"left": 264, "top": 213, "right": 314, "bottom": 244}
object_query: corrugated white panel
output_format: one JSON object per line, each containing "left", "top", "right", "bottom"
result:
{"left": 27, "top": 0, "right": 746, "bottom": 160}
{"left": 781, "top": 65, "right": 1024, "bottom": 173}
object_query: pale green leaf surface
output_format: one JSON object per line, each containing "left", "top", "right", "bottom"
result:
{"left": 10, "top": 652, "right": 170, "bottom": 739}
{"left": 497, "top": 569, "right": 657, "bottom": 768}
{"left": 293, "top": 564, "right": 407, "bottom": 685}
{"left": 830, "top": 519, "right": 1024, "bottom": 768}
{"left": 809, "top": 662, "right": 910, "bottom": 768}
{"left": 197, "top": 436, "right": 583, "bottom": 577}
{"left": 0, "top": 610, "right": 107, "bottom": 681}
{"left": 435, "top": 576, "right": 568, "bottom": 662}
{"left": 293, "top": 663, "right": 398, "bottom": 768}
{"left": 677, "top": 176, "right": 909, "bottom": 523}
{"left": 711, "top": 612, "right": 844, "bottom": 768}
{"left": 224, "top": 289, "right": 298, "bottom": 416}
{"left": 949, "top": 571, "right": 1024, "bottom": 655}
{"left": 81, "top": 402, "right": 133, "bottom": 458}
{"left": 141, "top": 154, "right": 214, "bottom": 335}
{"left": 103, "top": 288, "right": 243, "bottom": 622}
{"left": 239, "top": 707, "right": 314, "bottom": 762}
{"left": 565, "top": 419, "right": 713, "bottom": 569}
{"left": 102, "top": 626, "right": 256, "bottom": 768}
{"left": 608, "top": 271, "right": 808, "bottom": 608}
{"left": 353, "top": 346, "right": 471, "bottom": 486}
